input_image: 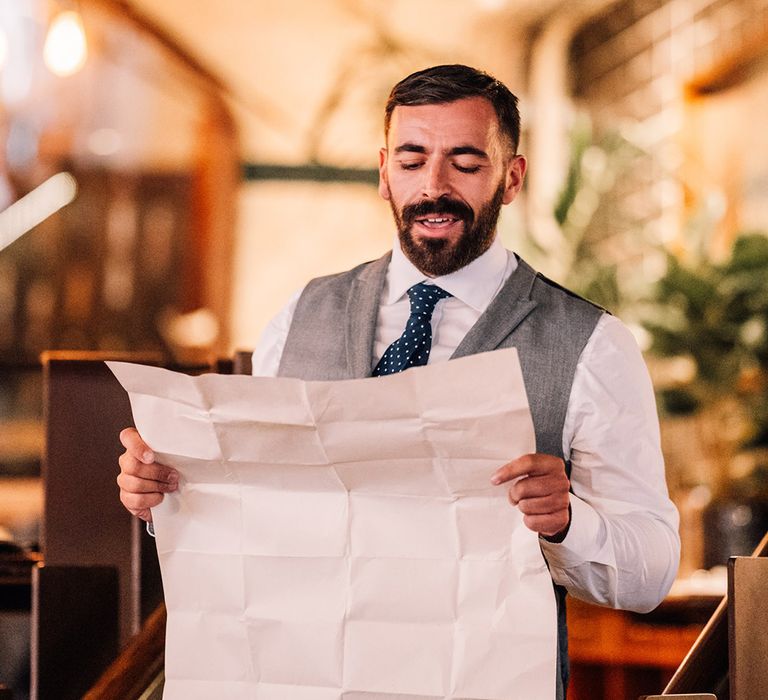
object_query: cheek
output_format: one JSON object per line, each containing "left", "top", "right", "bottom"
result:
{"left": 385, "top": 170, "right": 415, "bottom": 196}
{"left": 448, "top": 174, "right": 492, "bottom": 206}
{"left": 384, "top": 179, "right": 416, "bottom": 210}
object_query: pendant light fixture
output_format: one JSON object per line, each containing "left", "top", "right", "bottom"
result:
{"left": 43, "top": 5, "right": 87, "bottom": 77}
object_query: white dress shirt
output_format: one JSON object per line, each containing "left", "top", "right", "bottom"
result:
{"left": 252, "top": 236, "right": 680, "bottom": 612}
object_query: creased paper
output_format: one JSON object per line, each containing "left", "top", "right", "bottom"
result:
{"left": 108, "top": 348, "right": 557, "bottom": 700}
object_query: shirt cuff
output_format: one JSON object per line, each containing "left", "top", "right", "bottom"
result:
{"left": 538, "top": 494, "right": 604, "bottom": 568}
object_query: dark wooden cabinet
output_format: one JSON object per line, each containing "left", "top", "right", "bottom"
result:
{"left": 567, "top": 597, "right": 712, "bottom": 700}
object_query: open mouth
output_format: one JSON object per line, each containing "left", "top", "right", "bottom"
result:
{"left": 401, "top": 197, "right": 473, "bottom": 240}
{"left": 414, "top": 215, "right": 461, "bottom": 229}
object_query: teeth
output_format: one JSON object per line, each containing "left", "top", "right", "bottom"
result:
{"left": 426, "top": 217, "right": 450, "bottom": 223}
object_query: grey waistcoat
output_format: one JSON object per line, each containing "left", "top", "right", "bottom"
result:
{"left": 278, "top": 251, "right": 604, "bottom": 699}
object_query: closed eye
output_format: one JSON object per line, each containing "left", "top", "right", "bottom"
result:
{"left": 454, "top": 164, "right": 481, "bottom": 174}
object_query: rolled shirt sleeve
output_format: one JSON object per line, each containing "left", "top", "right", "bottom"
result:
{"left": 539, "top": 313, "right": 680, "bottom": 612}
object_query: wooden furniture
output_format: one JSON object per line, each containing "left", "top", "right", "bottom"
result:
{"left": 567, "top": 597, "right": 711, "bottom": 700}
{"left": 655, "top": 531, "right": 768, "bottom": 699}
{"left": 41, "top": 351, "right": 165, "bottom": 647}
{"left": 728, "top": 556, "right": 768, "bottom": 698}
{"left": 568, "top": 529, "right": 768, "bottom": 700}
{"left": 82, "top": 603, "right": 166, "bottom": 700}
{"left": 640, "top": 694, "right": 716, "bottom": 699}
{"left": 30, "top": 352, "right": 205, "bottom": 700}
{"left": 31, "top": 565, "right": 118, "bottom": 700}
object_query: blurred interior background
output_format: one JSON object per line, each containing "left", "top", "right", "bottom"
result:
{"left": 1, "top": 0, "right": 768, "bottom": 698}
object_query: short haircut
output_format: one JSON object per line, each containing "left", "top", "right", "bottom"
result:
{"left": 384, "top": 64, "right": 521, "bottom": 153}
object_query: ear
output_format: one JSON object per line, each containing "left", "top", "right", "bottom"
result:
{"left": 502, "top": 155, "right": 527, "bottom": 205}
{"left": 378, "top": 147, "right": 391, "bottom": 201}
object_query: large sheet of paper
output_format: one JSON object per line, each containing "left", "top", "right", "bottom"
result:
{"left": 108, "top": 349, "right": 557, "bottom": 700}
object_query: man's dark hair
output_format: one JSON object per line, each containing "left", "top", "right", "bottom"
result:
{"left": 384, "top": 64, "right": 521, "bottom": 153}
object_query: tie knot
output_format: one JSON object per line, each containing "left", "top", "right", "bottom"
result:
{"left": 406, "top": 283, "right": 452, "bottom": 317}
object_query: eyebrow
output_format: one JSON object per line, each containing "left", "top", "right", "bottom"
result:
{"left": 393, "top": 143, "right": 489, "bottom": 159}
{"left": 393, "top": 143, "right": 427, "bottom": 155}
{"left": 448, "top": 145, "right": 488, "bottom": 158}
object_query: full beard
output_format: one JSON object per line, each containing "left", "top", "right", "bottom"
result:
{"left": 391, "top": 182, "right": 506, "bottom": 277}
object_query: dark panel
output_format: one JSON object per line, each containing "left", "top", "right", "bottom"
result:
{"left": 31, "top": 565, "right": 118, "bottom": 700}
{"left": 41, "top": 352, "right": 164, "bottom": 645}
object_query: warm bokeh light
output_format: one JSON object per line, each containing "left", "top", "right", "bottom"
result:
{"left": 43, "top": 9, "right": 87, "bottom": 77}
{"left": 87, "top": 127, "right": 123, "bottom": 156}
{"left": 160, "top": 307, "right": 220, "bottom": 348}
{"left": 0, "top": 27, "right": 8, "bottom": 71}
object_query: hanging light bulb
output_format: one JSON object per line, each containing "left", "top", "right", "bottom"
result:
{"left": 43, "top": 9, "right": 87, "bottom": 77}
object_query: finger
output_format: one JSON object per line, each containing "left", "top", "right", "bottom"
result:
{"left": 120, "top": 489, "right": 164, "bottom": 513}
{"left": 491, "top": 454, "right": 565, "bottom": 484}
{"left": 117, "top": 472, "right": 178, "bottom": 495}
{"left": 119, "top": 499, "right": 154, "bottom": 523}
{"left": 507, "top": 473, "right": 569, "bottom": 503}
{"left": 118, "top": 451, "right": 178, "bottom": 484}
{"left": 507, "top": 474, "right": 564, "bottom": 500}
{"left": 522, "top": 512, "right": 570, "bottom": 538}
{"left": 120, "top": 427, "right": 155, "bottom": 464}
{"left": 136, "top": 509, "right": 153, "bottom": 524}
{"left": 512, "top": 492, "right": 570, "bottom": 515}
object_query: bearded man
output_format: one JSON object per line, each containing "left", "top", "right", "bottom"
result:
{"left": 117, "top": 64, "right": 680, "bottom": 699}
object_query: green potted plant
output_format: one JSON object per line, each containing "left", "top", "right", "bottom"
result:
{"left": 642, "top": 233, "right": 768, "bottom": 566}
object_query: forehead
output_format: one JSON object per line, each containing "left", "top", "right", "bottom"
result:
{"left": 387, "top": 96, "right": 501, "bottom": 149}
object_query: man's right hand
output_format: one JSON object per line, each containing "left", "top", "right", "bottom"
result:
{"left": 117, "top": 427, "right": 179, "bottom": 523}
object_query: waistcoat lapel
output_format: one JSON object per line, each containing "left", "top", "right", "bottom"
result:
{"left": 343, "top": 253, "right": 541, "bottom": 374}
{"left": 345, "top": 252, "right": 390, "bottom": 378}
{"left": 451, "top": 256, "right": 538, "bottom": 359}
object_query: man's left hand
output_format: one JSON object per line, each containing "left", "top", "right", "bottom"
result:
{"left": 491, "top": 454, "right": 571, "bottom": 540}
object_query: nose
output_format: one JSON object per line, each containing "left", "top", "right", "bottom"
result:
{"left": 421, "top": 159, "right": 451, "bottom": 200}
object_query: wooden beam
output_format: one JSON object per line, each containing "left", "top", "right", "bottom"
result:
{"left": 241, "top": 162, "right": 379, "bottom": 185}
{"left": 686, "top": 26, "right": 768, "bottom": 97}
{"left": 89, "top": 0, "right": 229, "bottom": 98}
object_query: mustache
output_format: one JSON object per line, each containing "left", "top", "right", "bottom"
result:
{"left": 401, "top": 196, "right": 474, "bottom": 225}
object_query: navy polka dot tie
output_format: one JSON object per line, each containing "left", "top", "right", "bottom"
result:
{"left": 372, "top": 283, "right": 452, "bottom": 376}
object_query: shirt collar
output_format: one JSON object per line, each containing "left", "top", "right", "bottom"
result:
{"left": 385, "top": 234, "right": 513, "bottom": 312}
